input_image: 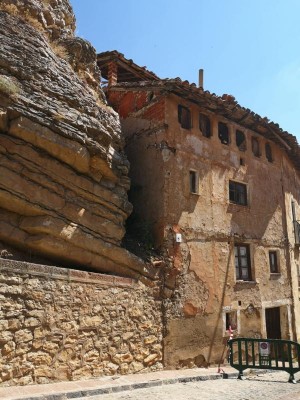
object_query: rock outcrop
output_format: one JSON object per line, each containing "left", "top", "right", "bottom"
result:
{"left": 0, "top": 0, "right": 155, "bottom": 281}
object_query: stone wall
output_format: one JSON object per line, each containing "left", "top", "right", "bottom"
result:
{"left": 0, "top": 259, "right": 163, "bottom": 386}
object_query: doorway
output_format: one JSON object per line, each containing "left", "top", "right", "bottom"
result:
{"left": 265, "top": 307, "right": 281, "bottom": 339}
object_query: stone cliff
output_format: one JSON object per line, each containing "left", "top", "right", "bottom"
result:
{"left": 0, "top": 0, "right": 155, "bottom": 282}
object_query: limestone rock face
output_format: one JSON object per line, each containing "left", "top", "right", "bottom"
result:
{"left": 0, "top": 0, "right": 155, "bottom": 281}
{"left": 1, "top": 0, "right": 76, "bottom": 40}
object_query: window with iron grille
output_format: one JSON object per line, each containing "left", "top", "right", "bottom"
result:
{"left": 235, "top": 244, "right": 251, "bottom": 281}
{"left": 229, "top": 181, "right": 247, "bottom": 206}
{"left": 269, "top": 251, "right": 279, "bottom": 273}
{"left": 178, "top": 105, "right": 191, "bottom": 129}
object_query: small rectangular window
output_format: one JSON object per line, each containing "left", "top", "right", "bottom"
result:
{"left": 218, "top": 122, "right": 230, "bottom": 145}
{"left": 252, "top": 137, "right": 260, "bottom": 157}
{"left": 199, "top": 113, "right": 211, "bottom": 138}
{"left": 178, "top": 105, "right": 191, "bottom": 129}
{"left": 235, "top": 244, "right": 252, "bottom": 281}
{"left": 269, "top": 251, "right": 279, "bottom": 273}
{"left": 265, "top": 143, "right": 273, "bottom": 162}
{"left": 236, "top": 130, "right": 246, "bottom": 151}
{"left": 189, "top": 170, "right": 198, "bottom": 194}
{"left": 229, "top": 181, "right": 247, "bottom": 206}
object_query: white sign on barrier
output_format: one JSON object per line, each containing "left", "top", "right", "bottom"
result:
{"left": 259, "top": 342, "right": 270, "bottom": 356}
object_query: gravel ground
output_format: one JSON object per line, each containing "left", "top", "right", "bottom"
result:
{"left": 82, "top": 371, "right": 300, "bottom": 400}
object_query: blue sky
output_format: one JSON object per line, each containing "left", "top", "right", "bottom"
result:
{"left": 70, "top": 0, "right": 300, "bottom": 143}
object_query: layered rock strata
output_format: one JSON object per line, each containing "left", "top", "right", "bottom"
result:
{"left": 0, "top": 0, "right": 155, "bottom": 281}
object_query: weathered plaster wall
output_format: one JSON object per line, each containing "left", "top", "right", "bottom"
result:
{"left": 282, "top": 158, "right": 300, "bottom": 341}
{"left": 0, "top": 260, "right": 163, "bottom": 386}
{"left": 162, "top": 95, "right": 294, "bottom": 366}
{"left": 106, "top": 85, "right": 298, "bottom": 369}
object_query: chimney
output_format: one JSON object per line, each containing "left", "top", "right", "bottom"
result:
{"left": 198, "top": 69, "right": 204, "bottom": 89}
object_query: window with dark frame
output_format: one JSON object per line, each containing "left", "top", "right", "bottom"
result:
{"left": 236, "top": 130, "right": 246, "bottom": 151}
{"left": 229, "top": 181, "right": 247, "bottom": 206}
{"left": 265, "top": 143, "right": 273, "bottom": 162}
{"left": 269, "top": 251, "right": 279, "bottom": 273}
{"left": 235, "top": 244, "right": 252, "bottom": 281}
{"left": 218, "top": 122, "right": 230, "bottom": 145}
{"left": 199, "top": 113, "right": 211, "bottom": 138}
{"left": 178, "top": 105, "right": 191, "bottom": 129}
{"left": 189, "top": 170, "right": 197, "bottom": 194}
{"left": 252, "top": 137, "right": 260, "bottom": 157}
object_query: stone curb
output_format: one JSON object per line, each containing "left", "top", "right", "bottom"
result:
{"left": 10, "top": 372, "right": 240, "bottom": 400}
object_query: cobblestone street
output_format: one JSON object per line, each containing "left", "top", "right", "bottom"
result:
{"left": 85, "top": 372, "right": 300, "bottom": 400}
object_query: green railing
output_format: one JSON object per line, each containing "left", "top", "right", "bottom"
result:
{"left": 228, "top": 337, "right": 300, "bottom": 383}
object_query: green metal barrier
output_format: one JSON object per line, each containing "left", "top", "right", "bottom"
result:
{"left": 228, "top": 337, "right": 300, "bottom": 383}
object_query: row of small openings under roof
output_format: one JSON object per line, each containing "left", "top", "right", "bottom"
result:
{"left": 178, "top": 104, "right": 273, "bottom": 163}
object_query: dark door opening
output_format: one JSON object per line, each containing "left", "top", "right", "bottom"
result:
{"left": 266, "top": 307, "right": 281, "bottom": 339}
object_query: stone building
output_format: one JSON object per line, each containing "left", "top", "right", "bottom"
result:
{"left": 97, "top": 51, "right": 300, "bottom": 367}
{"left": 0, "top": 0, "right": 300, "bottom": 385}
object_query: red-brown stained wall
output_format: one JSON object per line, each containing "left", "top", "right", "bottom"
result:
{"left": 141, "top": 100, "right": 165, "bottom": 121}
{"left": 108, "top": 90, "right": 165, "bottom": 121}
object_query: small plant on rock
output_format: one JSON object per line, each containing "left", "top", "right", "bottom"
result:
{"left": 0, "top": 75, "right": 20, "bottom": 98}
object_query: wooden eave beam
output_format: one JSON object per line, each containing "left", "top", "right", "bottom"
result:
{"left": 265, "top": 125, "right": 291, "bottom": 151}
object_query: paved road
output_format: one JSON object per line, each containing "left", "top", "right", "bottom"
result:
{"left": 83, "top": 372, "right": 300, "bottom": 400}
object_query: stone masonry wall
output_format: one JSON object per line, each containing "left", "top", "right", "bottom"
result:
{"left": 0, "top": 259, "right": 163, "bottom": 386}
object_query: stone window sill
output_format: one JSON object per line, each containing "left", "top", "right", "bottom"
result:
{"left": 229, "top": 201, "right": 248, "bottom": 206}
{"left": 270, "top": 273, "right": 281, "bottom": 279}
{"left": 228, "top": 202, "right": 250, "bottom": 210}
